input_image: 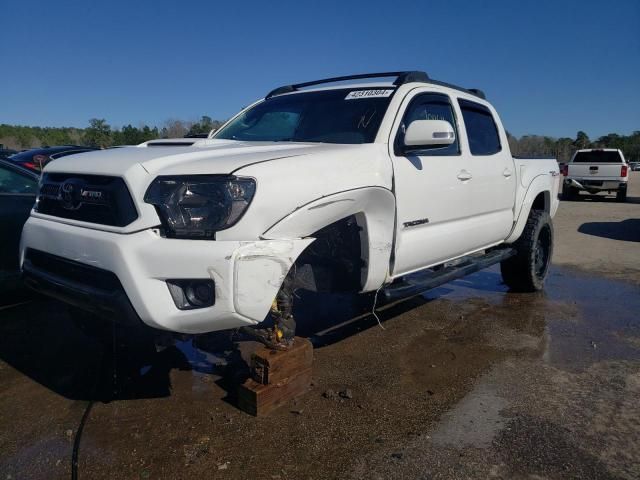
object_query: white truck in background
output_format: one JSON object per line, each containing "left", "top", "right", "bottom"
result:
{"left": 20, "top": 71, "right": 560, "bottom": 349}
{"left": 562, "top": 149, "right": 629, "bottom": 202}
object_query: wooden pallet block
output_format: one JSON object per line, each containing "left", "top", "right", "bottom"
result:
{"left": 237, "top": 337, "right": 313, "bottom": 416}
{"left": 238, "top": 367, "right": 312, "bottom": 417}
{"left": 250, "top": 337, "right": 314, "bottom": 385}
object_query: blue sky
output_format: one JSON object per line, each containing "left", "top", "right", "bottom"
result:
{"left": 1, "top": 0, "right": 638, "bottom": 139}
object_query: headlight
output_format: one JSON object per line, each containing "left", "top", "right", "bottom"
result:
{"left": 144, "top": 175, "right": 256, "bottom": 239}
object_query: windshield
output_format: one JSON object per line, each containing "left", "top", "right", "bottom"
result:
{"left": 214, "top": 88, "right": 396, "bottom": 144}
{"left": 573, "top": 151, "right": 623, "bottom": 163}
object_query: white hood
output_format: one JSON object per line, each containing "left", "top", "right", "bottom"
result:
{"left": 38, "top": 139, "right": 370, "bottom": 234}
{"left": 44, "top": 139, "right": 354, "bottom": 177}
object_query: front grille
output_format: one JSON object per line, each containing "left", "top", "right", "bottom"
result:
{"left": 36, "top": 173, "right": 137, "bottom": 227}
{"left": 39, "top": 183, "right": 60, "bottom": 196}
{"left": 25, "top": 248, "right": 122, "bottom": 291}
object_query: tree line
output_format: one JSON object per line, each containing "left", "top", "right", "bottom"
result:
{"left": 0, "top": 118, "right": 638, "bottom": 163}
{"left": 0, "top": 116, "right": 223, "bottom": 150}
{"left": 507, "top": 130, "right": 640, "bottom": 163}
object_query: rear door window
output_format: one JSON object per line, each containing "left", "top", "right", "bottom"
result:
{"left": 573, "top": 151, "right": 623, "bottom": 163}
{"left": 458, "top": 99, "right": 501, "bottom": 156}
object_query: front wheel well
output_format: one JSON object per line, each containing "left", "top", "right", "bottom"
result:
{"left": 288, "top": 215, "right": 366, "bottom": 293}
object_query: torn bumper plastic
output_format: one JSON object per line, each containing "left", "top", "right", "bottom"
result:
{"left": 19, "top": 216, "right": 313, "bottom": 333}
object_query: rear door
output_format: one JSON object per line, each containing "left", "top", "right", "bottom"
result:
{"left": 390, "top": 90, "right": 476, "bottom": 276}
{"left": 456, "top": 99, "right": 516, "bottom": 246}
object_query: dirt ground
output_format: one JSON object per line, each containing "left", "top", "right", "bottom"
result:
{"left": 1, "top": 173, "right": 639, "bottom": 480}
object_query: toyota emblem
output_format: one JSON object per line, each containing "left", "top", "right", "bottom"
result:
{"left": 60, "top": 180, "right": 83, "bottom": 210}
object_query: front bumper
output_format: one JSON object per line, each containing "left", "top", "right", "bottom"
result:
{"left": 23, "top": 250, "right": 142, "bottom": 327}
{"left": 20, "top": 216, "right": 313, "bottom": 333}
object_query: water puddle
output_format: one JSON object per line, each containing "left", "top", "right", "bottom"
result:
{"left": 424, "top": 266, "right": 640, "bottom": 370}
{"left": 173, "top": 338, "right": 228, "bottom": 374}
{"left": 429, "top": 381, "right": 508, "bottom": 448}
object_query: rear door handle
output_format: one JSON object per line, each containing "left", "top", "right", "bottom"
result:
{"left": 503, "top": 168, "right": 512, "bottom": 178}
{"left": 457, "top": 170, "right": 472, "bottom": 181}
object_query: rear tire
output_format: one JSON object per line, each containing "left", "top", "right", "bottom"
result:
{"left": 616, "top": 188, "right": 627, "bottom": 203}
{"left": 501, "top": 210, "right": 553, "bottom": 292}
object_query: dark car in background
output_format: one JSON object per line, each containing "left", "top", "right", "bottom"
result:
{"left": 0, "top": 160, "right": 39, "bottom": 304}
{"left": 8, "top": 145, "right": 97, "bottom": 172}
{"left": 0, "top": 148, "right": 18, "bottom": 160}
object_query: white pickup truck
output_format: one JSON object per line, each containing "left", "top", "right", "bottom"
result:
{"left": 20, "top": 71, "right": 560, "bottom": 347}
{"left": 562, "top": 148, "right": 629, "bottom": 202}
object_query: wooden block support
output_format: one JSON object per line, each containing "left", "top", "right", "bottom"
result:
{"left": 250, "top": 337, "right": 314, "bottom": 385}
{"left": 238, "top": 337, "right": 313, "bottom": 416}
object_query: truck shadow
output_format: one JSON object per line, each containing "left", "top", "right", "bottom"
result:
{"left": 300, "top": 293, "right": 432, "bottom": 347}
{"left": 448, "top": 270, "right": 508, "bottom": 293}
{"left": 297, "top": 270, "right": 506, "bottom": 347}
{"left": 0, "top": 288, "right": 443, "bottom": 401}
{"left": 0, "top": 269, "right": 510, "bottom": 402}
{"left": 0, "top": 269, "right": 553, "bottom": 402}
{"left": 578, "top": 219, "right": 640, "bottom": 242}
{"left": 0, "top": 299, "right": 193, "bottom": 402}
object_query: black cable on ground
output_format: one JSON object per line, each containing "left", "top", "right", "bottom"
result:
{"left": 71, "top": 324, "right": 113, "bottom": 480}
{"left": 71, "top": 400, "right": 95, "bottom": 480}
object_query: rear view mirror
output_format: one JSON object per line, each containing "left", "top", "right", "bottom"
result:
{"left": 403, "top": 119, "right": 455, "bottom": 152}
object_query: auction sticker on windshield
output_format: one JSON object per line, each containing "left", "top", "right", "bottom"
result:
{"left": 345, "top": 89, "right": 394, "bottom": 100}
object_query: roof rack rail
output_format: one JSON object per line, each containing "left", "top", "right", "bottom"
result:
{"left": 411, "top": 78, "right": 487, "bottom": 100}
{"left": 467, "top": 88, "right": 486, "bottom": 99}
{"left": 265, "top": 71, "right": 487, "bottom": 100}
{"left": 266, "top": 71, "right": 429, "bottom": 98}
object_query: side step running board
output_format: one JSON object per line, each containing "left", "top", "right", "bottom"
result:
{"left": 382, "top": 248, "right": 516, "bottom": 303}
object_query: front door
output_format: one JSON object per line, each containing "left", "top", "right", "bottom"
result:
{"left": 390, "top": 91, "right": 476, "bottom": 276}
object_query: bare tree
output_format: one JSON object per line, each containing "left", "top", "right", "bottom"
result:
{"left": 163, "top": 119, "right": 190, "bottom": 138}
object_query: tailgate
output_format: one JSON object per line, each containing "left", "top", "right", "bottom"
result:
{"left": 568, "top": 163, "right": 624, "bottom": 180}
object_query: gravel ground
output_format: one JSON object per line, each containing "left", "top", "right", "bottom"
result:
{"left": 0, "top": 173, "right": 638, "bottom": 480}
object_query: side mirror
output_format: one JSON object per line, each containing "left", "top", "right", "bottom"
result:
{"left": 403, "top": 119, "right": 455, "bottom": 152}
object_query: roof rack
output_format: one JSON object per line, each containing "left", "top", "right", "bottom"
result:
{"left": 266, "top": 71, "right": 429, "bottom": 98}
{"left": 265, "top": 70, "right": 486, "bottom": 100}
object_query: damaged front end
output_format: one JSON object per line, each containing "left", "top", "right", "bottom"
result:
{"left": 232, "top": 239, "right": 314, "bottom": 349}
{"left": 245, "top": 216, "right": 365, "bottom": 349}
{"left": 143, "top": 172, "right": 318, "bottom": 339}
{"left": 20, "top": 215, "right": 315, "bottom": 335}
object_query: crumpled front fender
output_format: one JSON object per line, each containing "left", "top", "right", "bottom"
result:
{"left": 232, "top": 239, "right": 314, "bottom": 321}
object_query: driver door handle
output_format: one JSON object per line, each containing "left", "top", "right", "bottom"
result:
{"left": 503, "top": 168, "right": 513, "bottom": 178}
{"left": 457, "top": 170, "right": 472, "bottom": 181}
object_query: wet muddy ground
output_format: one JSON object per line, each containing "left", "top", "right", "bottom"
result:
{"left": 1, "top": 176, "right": 639, "bottom": 479}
